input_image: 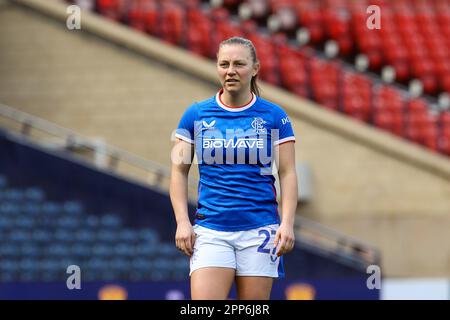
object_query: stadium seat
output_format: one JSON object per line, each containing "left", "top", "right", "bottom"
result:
{"left": 0, "top": 244, "right": 20, "bottom": 258}
{"left": 85, "top": 215, "right": 100, "bottom": 228}
{"left": 41, "top": 202, "right": 62, "bottom": 215}
{"left": 87, "top": 0, "right": 450, "bottom": 156}
{"left": 92, "top": 243, "right": 114, "bottom": 257}
{"left": 160, "top": 2, "right": 185, "bottom": 45}
{"left": 119, "top": 228, "right": 139, "bottom": 243}
{"left": 20, "top": 271, "right": 40, "bottom": 282}
{"left": 87, "top": 257, "right": 109, "bottom": 270}
{"left": 57, "top": 216, "right": 81, "bottom": 229}
{"left": 135, "top": 243, "right": 155, "bottom": 257}
{"left": 109, "top": 257, "right": 131, "bottom": 273}
{"left": 70, "top": 243, "right": 92, "bottom": 258}
{"left": 0, "top": 189, "right": 25, "bottom": 201}
{"left": 47, "top": 244, "right": 70, "bottom": 257}
{"left": 63, "top": 201, "right": 84, "bottom": 215}
{"left": 15, "top": 216, "right": 35, "bottom": 229}
{"left": 97, "top": 229, "right": 117, "bottom": 242}
{"left": 0, "top": 173, "right": 185, "bottom": 282}
{"left": 75, "top": 229, "right": 96, "bottom": 243}
{"left": 54, "top": 229, "right": 74, "bottom": 242}
{"left": 24, "top": 187, "right": 45, "bottom": 202}
{"left": 19, "top": 258, "right": 36, "bottom": 273}
{"left": 100, "top": 214, "right": 122, "bottom": 228}
{"left": 1, "top": 260, "right": 19, "bottom": 273}
{"left": 139, "top": 228, "right": 159, "bottom": 244}
{"left": 439, "top": 131, "right": 450, "bottom": 155}
{"left": 114, "top": 243, "right": 136, "bottom": 257}
{"left": 0, "top": 202, "right": 20, "bottom": 215}
{"left": 155, "top": 242, "right": 179, "bottom": 258}
{"left": 97, "top": 0, "right": 124, "bottom": 21}
{"left": 9, "top": 230, "right": 31, "bottom": 243}
{"left": 0, "top": 175, "right": 7, "bottom": 188}
{"left": 32, "top": 229, "right": 52, "bottom": 243}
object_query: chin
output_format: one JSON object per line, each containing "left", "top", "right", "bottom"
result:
{"left": 224, "top": 88, "right": 241, "bottom": 95}
{"left": 224, "top": 84, "right": 241, "bottom": 92}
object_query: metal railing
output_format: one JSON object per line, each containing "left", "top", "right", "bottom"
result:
{"left": 0, "top": 102, "right": 198, "bottom": 200}
{"left": 295, "top": 216, "right": 381, "bottom": 270}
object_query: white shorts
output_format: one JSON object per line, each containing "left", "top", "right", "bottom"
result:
{"left": 189, "top": 224, "right": 284, "bottom": 278}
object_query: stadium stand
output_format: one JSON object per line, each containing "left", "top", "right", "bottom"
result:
{"left": 74, "top": 0, "right": 450, "bottom": 156}
{"left": 0, "top": 107, "right": 380, "bottom": 299}
{"left": 1, "top": 0, "right": 449, "bottom": 297}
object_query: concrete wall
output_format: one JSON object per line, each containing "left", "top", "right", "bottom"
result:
{"left": 0, "top": 3, "right": 214, "bottom": 168}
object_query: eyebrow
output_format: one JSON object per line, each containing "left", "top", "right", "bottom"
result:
{"left": 218, "top": 60, "right": 247, "bottom": 63}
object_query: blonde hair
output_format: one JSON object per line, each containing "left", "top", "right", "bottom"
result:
{"left": 218, "top": 37, "right": 260, "bottom": 96}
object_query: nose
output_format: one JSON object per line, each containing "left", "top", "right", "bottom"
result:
{"left": 226, "top": 65, "right": 236, "bottom": 75}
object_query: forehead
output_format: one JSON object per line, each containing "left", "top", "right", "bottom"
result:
{"left": 217, "top": 44, "right": 252, "bottom": 61}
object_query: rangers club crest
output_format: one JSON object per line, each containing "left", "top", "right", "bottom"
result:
{"left": 251, "top": 117, "right": 266, "bottom": 134}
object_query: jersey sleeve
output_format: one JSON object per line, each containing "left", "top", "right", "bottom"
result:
{"left": 175, "top": 104, "right": 198, "bottom": 144}
{"left": 273, "top": 107, "right": 296, "bottom": 146}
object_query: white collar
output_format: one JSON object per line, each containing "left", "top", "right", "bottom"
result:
{"left": 215, "top": 90, "right": 257, "bottom": 112}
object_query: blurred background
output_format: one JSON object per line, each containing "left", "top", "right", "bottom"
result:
{"left": 0, "top": 0, "right": 449, "bottom": 300}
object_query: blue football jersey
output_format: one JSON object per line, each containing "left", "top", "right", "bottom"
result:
{"left": 175, "top": 90, "right": 295, "bottom": 231}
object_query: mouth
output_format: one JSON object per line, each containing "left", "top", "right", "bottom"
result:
{"left": 225, "top": 79, "right": 239, "bottom": 83}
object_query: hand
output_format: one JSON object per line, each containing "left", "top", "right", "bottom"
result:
{"left": 274, "top": 223, "right": 295, "bottom": 257}
{"left": 175, "top": 220, "right": 196, "bottom": 256}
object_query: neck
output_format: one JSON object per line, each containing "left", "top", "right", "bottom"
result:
{"left": 220, "top": 89, "right": 253, "bottom": 108}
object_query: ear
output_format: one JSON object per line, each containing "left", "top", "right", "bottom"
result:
{"left": 253, "top": 61, "right": 260, "bottom": 77}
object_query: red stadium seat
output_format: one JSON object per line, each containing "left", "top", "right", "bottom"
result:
{"left": 126, "top": 0, "right": 159, "bottom": 34}
{"left": 186, "top": 9, "right": 212, "bottom": 57}
{"left": 357, "top": 34, "right": 381, "bottom": 53}
{"left": 407, "top": 99, "right": 428, "bottom": 115}
{"left": 91, "top": 0, "right": 450, "bottom": 157}
{"left": 308, "top": 24, "right": 325, "bottom": 44}
{"left": 342, "top": 71, "right": 372, "bottom": 121}
{"left": 373, "top": 110, "right": 404, "bottom": 137}
{"left": 160, "top": 3, "right": 185, "bottom": 45}
{"left": 440, "top": 111, "right": 450, "bottom": 128}
{"left": 366, "top": 50, "right": 383, "bottom": 71}
{"left": 278, "top": 45, "right": 307, "bottom": 95}
{"left": 422, "top": 125, "right": 438, "bottom": 150}
{"left": 441, "top": 74, "right": 450, "bottom": 94}
{"left": 438, "top": 131, "right": 450, "bottom": 155}
{"left": 420, "top": 75, "right": 439, "bottom": 95}
{"left": 325, "top": 12, "right": 350, "bottom": 40}
{"left": 391, "top": 62, "right": 409, "bottom": 83}
{"left": 97, "top": 0, "right": 124, "bottom": 21}
{"left": 336, "top": 36, "right": 353, "bottom": 56}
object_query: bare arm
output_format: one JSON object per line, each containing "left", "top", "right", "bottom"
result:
{"left": 273, "top": 141, "right": 298, "bottom": 256}
{"left": 169, "top": 138, "right": 195, "bottom": 256}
